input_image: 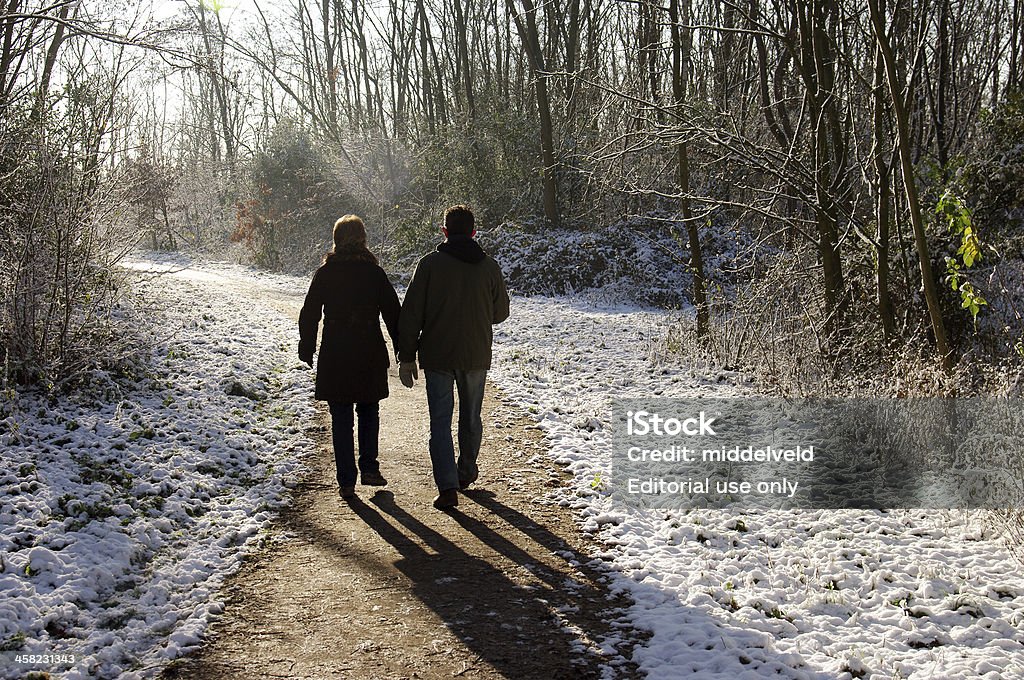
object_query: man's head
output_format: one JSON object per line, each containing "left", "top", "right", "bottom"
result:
{"left": 443, "top": 205, "right": 475, "bottom": 238}
{"left": 333, "top": 214, "right": 367, "bottom": 250}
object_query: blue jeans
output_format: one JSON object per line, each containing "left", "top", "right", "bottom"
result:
{"left": 328, "top": 401, "right": 380, "bottom": 488}
{"left": 424, "top": 369, "right": 487, "bottom": 491}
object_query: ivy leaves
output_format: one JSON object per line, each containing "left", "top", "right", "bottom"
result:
{"left": 937, "top": 191, "right": 987, "bottom": 325}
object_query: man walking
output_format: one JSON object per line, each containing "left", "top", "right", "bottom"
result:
{"left": 398, "top": 205, "right": 510, "bottom": 510}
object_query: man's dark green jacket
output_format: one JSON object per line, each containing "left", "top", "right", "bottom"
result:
{"left": 398, "top": 235, "right": 510, "bottom": 370}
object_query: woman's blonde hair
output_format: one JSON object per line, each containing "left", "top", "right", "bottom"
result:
{"left": 333, "top": 214, "right": 367, "bottom": 250}
{"left": 326, "top": 214, "right": 377, "bottom": 265}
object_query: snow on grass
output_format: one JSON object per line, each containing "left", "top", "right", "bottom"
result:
{"left": 480, "top": 216, "right": 762, "bottom": 310}
{"left": 490, "top": 295, "right": 1024, "bottom": 679}
{"left": 5, "top": 252, "right": 1021, "bottom": 680}
{"left": 0, "top": 255, "right": 316, "bottom": 679}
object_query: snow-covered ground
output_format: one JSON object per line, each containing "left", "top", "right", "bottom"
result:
{"left": 2, "top": 256, "right": 1022, "bottom": 680}
{"left": 0, "top": 257, "right": 317, "bottom": 679}
{"left": 490, "top": 296, "right": 1024, "bottom": 680}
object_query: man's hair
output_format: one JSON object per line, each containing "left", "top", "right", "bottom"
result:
{"left": 444, "top": 205, "right": 475, "bottom": 236}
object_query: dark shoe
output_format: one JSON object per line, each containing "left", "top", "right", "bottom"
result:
{"left": 459, "top": 477, "right": 476, "bottom": 491}
{"left": 361, "top": 471, "right": 388, "bottom": 486}
{"left": 339, "top": 486, "right": 355, "bottom": 499}
{"left": 432, "top": 489, "right": 459, "bottom": 510}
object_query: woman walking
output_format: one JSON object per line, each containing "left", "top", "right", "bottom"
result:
{"left": 299, "top": 215, "right": 400, "bottom": 499}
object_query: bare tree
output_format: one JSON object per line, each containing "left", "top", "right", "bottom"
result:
{"left": 506, "top": 0, "right": 560, "bottom": 226}
{"left": 669, "top": 0, "right": 709, "bottom": 339}
{"left": 868, "top": 0, "right": 952, "bottom": 366}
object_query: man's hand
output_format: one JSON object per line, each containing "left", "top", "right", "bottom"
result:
{"left": 399, "top": 362, "right": 418, "bottom": 388}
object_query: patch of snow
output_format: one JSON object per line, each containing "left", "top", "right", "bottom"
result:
{"left": 0, "top": 254, "right": 317, "bottom": 679}
{"left": 489, "top": 295, "right": 1024, "bottom": 679}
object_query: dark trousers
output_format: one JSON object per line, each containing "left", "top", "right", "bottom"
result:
{"left": 424, "top": 369, "right": 486, "bottom": 491}
{"left": 328, "top": 401, "right": 380, "bottom": 488}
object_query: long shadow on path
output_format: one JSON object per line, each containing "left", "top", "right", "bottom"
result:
{"left": 346, "top": 490, "right": 615, "bottom": 679}
{"left": 453, "top": 489, "right": 837, "bottom": 680}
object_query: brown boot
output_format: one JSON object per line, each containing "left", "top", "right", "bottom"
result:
{"left": 432, "top": 489, "right": 459, "bottom": 510}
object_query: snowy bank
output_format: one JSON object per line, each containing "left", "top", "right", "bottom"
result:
{"left": 0, "top": 256, "right": 316, "bottom": 679}
{"left": 490, "top": 295, "right": 1024, "bottom": 679}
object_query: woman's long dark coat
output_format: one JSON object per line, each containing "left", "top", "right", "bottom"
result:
{"left": 298, "top": 253, "right": 400, "bottom": 403}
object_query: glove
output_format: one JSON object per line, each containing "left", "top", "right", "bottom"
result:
{"left": 299, "top": 342, "right": 314, "bottom": 369}
{"left": 399, "top": 362, "right": 418, "bottom": 388}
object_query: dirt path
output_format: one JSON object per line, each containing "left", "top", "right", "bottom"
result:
{"left": 161, "top": 283, "right": 644, "bottom": 679}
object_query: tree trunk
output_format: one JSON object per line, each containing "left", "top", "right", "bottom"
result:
{"left": 1012, "top": 0, "right": 1022, "bottom": 93}
{"left": 385, "top": 0, "right": 408, "bottom": 137}
{"left": 37, "top": 0, "right": 73, "bottom": 102}
{"left": 322, "top": 0, "right": 338, "bottom": 130}
{"left": 639, "top": 1, "right": 662, "bottom": 122}
{"left": 453, "top": 0, "right": 475, "bottom": 121}
{"left": 873, "top": 29, "right": 896, "bottom": 342}
{"left": 414, "top": 0, "right": 435, "bottom": 134}
{"left": 669, "top": 0, "right": 708, "bottom": 339}
{"left": 718, "top": 0, "right": 736, "bottom": 110}
{"left": 795, "top": 0, "right": 846, "bottom": 333}
{"left": 197, "top": 1, "right": 234, "bottom": 170}
{"left": 507, "top": 0, "right": 560, "bottom": 227}
{"left": 934, "top": 0, "right": 950, "bottom": 173}
{"left": 868, "top": 0, "right": 952, "bottom": 367}
{"left": 0, "top": 0, "right": 24, "bottom": 106}
{"left": 563, "top": 0, "right": 581, "bottom": 122}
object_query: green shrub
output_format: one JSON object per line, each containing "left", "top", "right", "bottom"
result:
{"left": 231, "top": 121, "right": 364, "bottom": 272}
